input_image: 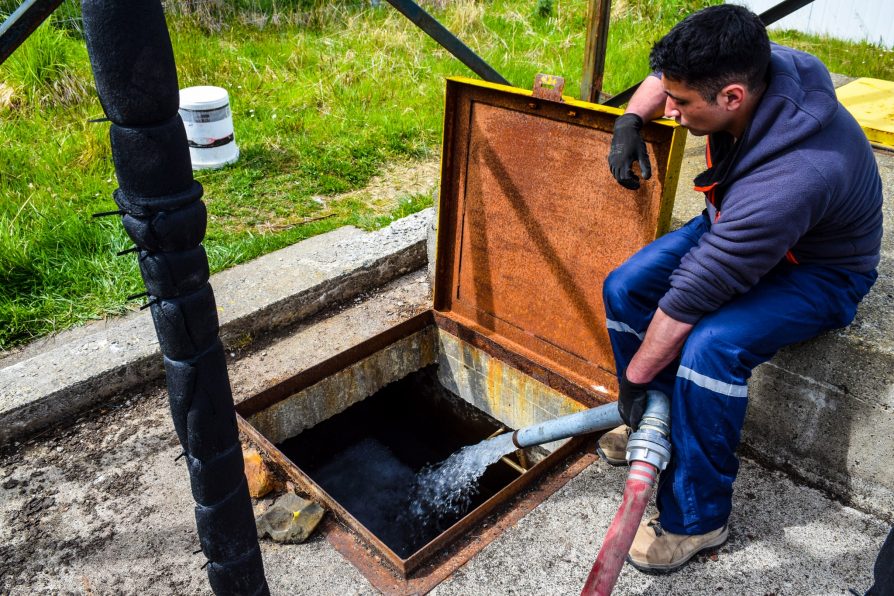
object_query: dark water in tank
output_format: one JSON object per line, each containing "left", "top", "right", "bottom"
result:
{"left": 277, "top": 365, "right": 519, "bottom": 558}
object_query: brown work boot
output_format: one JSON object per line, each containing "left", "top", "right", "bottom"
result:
{"left": 627, "top": 514, "right": 729, "bottom": 573}
{"left": 595, "top": 425, "right": 630, "bottom": 466}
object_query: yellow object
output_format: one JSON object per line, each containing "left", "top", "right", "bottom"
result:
{"left": 836, "top": 77, "right": 894, "bottom": 150}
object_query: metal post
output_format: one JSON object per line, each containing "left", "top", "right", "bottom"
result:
{"left": 602, "top": 0, "right": 817, "bottom": 108}
{"left": 580, "top": 0, "right": 611, "bottom": 103}
{"left": 758, "top": 0, "right": 815, "bottom": 26}
{"left": 0, "top": 0, "right": 64, "bottom": 65}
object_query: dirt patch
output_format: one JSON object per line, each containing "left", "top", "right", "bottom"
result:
{"left": 0, "top": 389, "right": 202, "bottom": 594}
{"left": 219, "top": 157, "right": 441, "bottom": 234}
{"left": 330, "top": 157, "right": 440, "bottom": 214}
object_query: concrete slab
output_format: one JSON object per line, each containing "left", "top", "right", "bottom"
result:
{"left": 433, "top": 458, "right": 888, "bottom": 596}
{"left": 0, "top": 211, "right": 431, "bottom": 444}
{"left": 0, "top": 270, "right": 887, "bottom": 594}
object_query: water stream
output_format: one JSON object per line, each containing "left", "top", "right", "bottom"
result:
{"left": 401, "top": 432, "right": 517, "bottom": 538}
{"left": 306, "top": 429, "right": 519, "bottom": 557}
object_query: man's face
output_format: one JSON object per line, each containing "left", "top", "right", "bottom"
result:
{"left": 662, "top": 76, "right": 731, "bottom": 137}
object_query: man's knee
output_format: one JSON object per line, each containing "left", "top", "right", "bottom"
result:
{"left": 602, "top": 267, "right": 631, "bottom": 314}
{"left": 680, "top": 325, "right": 716, "bottom": 362}
{"left": 678, "top": 324, "right": 752, "bottom": 393}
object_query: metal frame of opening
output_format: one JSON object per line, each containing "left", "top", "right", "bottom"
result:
{"left": 235, "top": 309, "right": 588, "bottom": 580}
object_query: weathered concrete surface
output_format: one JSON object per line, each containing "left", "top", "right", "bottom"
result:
{"left": 247, "top": 327, "right": 438, "bottom": 444}
{"left": 0, "top": 211, "right": 431, "bottom": 445}
{"left": 0, "top": 270, "right": 430, "bottom": 593}
{"left": 437, "top": 330, "right": 593, "bottom": 453}
{"left": 227, "top": 269, "right": 431, "bottom": 404}
{"left": 0, "top": 269, "right": 888, "bottom": 594}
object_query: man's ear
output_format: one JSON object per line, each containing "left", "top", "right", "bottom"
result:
{"left": 719, "top": 83, "right": 746, "bottom": 111}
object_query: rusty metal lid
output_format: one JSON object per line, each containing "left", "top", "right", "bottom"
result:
{"left": 433, "top": 75, "right": 686, "bottom": 401}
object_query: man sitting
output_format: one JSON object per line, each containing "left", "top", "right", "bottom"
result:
{"left": 601, "top": 4, "right": 883, "bottom": 573}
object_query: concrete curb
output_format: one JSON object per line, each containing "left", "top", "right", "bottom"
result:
{"left": 0, "top": 209, "right": 433, "bottom": 444}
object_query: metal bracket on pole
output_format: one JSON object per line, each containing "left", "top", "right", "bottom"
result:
{"left": 383, "top": 0, "right": 511, "bottom": 86}
{"left": 0, "top": 0, "right": 64, "bottom": 65}
{"left": 601, "top": 0, "right": 816, "bottom": 108}
{"left": 758, "top": 0, "right": 815, "bottom": 27}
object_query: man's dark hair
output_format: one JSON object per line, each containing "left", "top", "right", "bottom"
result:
{"left": 649, "top": 4, "right": 770, "bottom": 102}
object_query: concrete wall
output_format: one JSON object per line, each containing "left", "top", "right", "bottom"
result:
{"left": 247, "top": 327, "right": 438, "bottom": 444}
{"left": 246, "top": 324, "right": 594, "bottom": 455}
{"left": 435, "top": 330, "right": 590, "bottom": 453}
{"left": 745, "top": 331, "right": 894, "bottom": 518}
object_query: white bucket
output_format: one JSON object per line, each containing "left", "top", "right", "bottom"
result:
{"left": 179, "top": 86, "right": 240, "bottom": 170}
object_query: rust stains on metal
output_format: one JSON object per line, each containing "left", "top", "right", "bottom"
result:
{"left": 245, "top": 327, "right": 438, "bottom": 444}
{"left": 434, "top": 78, "right": 682, "bottom": 398}
{"left": 238, "top": 415, "right": 410, "bottom": 575}
{"left": 325, "top": 446, "right": 598, "bottom": 595}
{"left": 434, "top": 312, "right": 614, "bottom": 408}
{"left": 240, "top": 410, "right": 586, "bottom": 577}
{"left": 236, "top": 311, "right": 433, "bottom": 418}
{"left": 532, "top": 73, "right": 566, "bottom": 102}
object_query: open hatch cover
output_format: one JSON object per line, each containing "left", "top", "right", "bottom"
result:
{"left": 433, "top": 75, "right": 687, "bottom": 403}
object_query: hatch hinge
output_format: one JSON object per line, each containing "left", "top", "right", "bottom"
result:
{"left": 532, "top": 74, "right": 566, "bottom": 103}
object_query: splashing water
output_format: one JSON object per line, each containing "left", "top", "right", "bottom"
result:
{"left": 402, "top": 432, "right": 517, "bottom": 534}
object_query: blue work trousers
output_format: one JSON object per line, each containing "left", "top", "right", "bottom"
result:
{"left": 603, "top": 215, "right": 877, "bottom": 535}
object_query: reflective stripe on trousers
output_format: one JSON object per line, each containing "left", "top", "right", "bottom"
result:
{"left": 602, "top": 215, "right": 877, "bottom": 534}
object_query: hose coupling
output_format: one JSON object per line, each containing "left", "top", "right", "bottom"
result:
{"left": 637, "top": 414, "right": 670, "bottom": 439}
{"left": 626, "top": 428, "right": 671, "bottom": 471}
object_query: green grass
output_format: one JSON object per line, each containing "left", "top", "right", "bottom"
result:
{"left": 1, "top": 0, "right": 893, "bottom": 349}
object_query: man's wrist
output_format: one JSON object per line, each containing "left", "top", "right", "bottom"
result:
{"left": 615, "top": 113, "right": 644, "bottom": 129}
{"left": 624, "top": 363, "right": 652, "bottom": 385}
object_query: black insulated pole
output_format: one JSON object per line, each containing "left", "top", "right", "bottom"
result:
{"left": 384, "top": 0, "right": 511, "bottom": 86}
{"left": 79, "top": 1, "right": 269, "bottom": 594}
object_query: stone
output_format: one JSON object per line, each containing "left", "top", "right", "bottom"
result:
{"left": 242, "top": 448, "right": 274, "bottom": 498}
{"left": 255, "top": 492, "right": 325, "bottom": 544}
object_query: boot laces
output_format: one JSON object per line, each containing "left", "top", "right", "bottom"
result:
{"left": 648, "top": 517, "right": 665, "bottom": 537}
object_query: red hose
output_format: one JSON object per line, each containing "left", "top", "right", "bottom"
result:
{"left": 581, "top": 461, "right": 658, "bottom": 596}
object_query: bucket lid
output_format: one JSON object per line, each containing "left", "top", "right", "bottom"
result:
{"left": 180, "top": 85, "right": 230, "bottom": 110}
{"left": 433, "top": 77, "right": 687, "bottom": 400}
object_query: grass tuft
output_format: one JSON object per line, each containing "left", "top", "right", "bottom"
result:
{"left": 0, "top": 22, "right": 90, "bottom": 109}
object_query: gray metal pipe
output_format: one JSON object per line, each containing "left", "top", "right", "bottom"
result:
{"left": 511, "top": 390, "right": 670, "bottom": 452}
{"left": 512, "top": 402, "right": 622, "bottom": 449}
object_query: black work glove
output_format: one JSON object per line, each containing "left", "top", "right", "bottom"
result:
{"left": 607, "top": 113, "right": 652, "bottom": 190}
{"left": 618, "top": 371, "right": 649, "bottom": 429}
